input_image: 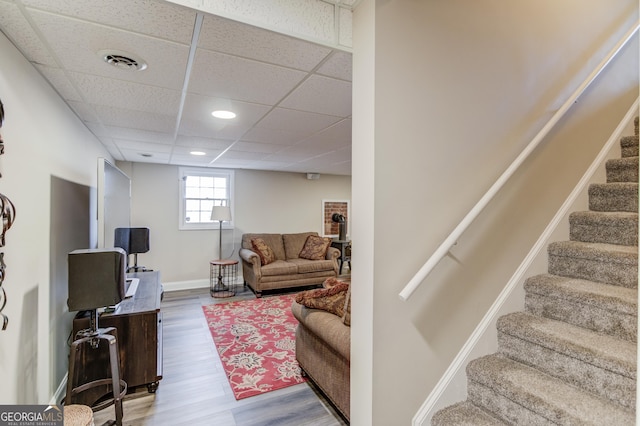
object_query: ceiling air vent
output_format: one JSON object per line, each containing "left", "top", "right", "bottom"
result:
{"left": 98, "top": 49, "right": 147, "bottom": 71}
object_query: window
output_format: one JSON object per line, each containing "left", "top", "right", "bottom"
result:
{"left": 179, "top": 167, "right": 234, "bottom": 230}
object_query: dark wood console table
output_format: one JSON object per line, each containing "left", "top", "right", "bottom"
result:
{"left": 72, "top": 271, "right": 163, "bottom": 405}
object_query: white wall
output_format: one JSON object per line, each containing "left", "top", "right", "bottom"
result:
{"left": 0, "top": 32, "right": 112, "bottom": 403}
{"left": 351, "top": 1, "right": 638, "bottom": 424}
{"left": 121, "top": 162, "right": 351, "bottom": 286}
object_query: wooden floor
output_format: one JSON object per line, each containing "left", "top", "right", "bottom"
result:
{"left": 92, "top": 284, "right": 349, "bottom": 426}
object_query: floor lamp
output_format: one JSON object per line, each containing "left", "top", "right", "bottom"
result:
{"left": 210, "top": 206, "right": 234, "bottom": 297}
{"left": 211, "top": 206, "right": 232, "bottom": 259}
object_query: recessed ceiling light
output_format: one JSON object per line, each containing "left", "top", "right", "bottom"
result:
{"left": 211, "top": 110, "right": 236, "bottom": 119}
{"left": 190, "top": 151, "right": 206, "bottom": 156}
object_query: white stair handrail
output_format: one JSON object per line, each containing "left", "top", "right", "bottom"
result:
{"left": 399, "top": 21, "right": 639, "bottom": 302}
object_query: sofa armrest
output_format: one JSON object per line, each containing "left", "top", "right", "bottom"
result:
{"left": 240, "top": 248, "right": 262, "bottom": 279}
{"left": 326, "top": 246, "right": 340, "bottom": 260}
{"left": 240, "top": 248, "right": 260, "bottom": 264}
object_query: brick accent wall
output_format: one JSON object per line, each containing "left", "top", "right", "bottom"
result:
{"left": 323, "top": 201, "right": 349, "bottom": 236}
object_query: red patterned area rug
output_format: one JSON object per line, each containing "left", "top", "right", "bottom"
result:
{"left": 202, "top": 294, "right": 306, "bottom": 400}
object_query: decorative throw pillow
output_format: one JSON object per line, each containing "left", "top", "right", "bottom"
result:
{"left": 295, "top": 282, "right": 350, "bottom": 318}
{"left": 251, "top": 237, "right": 276, "bottom": 265}
{"left": 323, "top": 276, "right": 346, "bottom": 288}
{"left": 299, "top": 235, "right": 332, "bottom": 260}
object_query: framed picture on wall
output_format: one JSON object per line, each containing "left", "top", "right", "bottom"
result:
{"left": 322, "top": 199, "right": 350, "bottom": 238}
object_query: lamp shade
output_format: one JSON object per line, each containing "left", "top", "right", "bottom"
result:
{"left": 211, "top": 205, "right": 232, "bottom": 222}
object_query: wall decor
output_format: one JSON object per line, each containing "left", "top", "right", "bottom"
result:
{"left": 0, "top": 96, "right": 13, "bottom": 330}
{"left": 322, "top": 199, "right": 350, "bottom": 238}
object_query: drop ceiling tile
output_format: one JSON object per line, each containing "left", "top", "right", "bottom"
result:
{"left": 317, "top": 51, "right": 352, "bottom": 81}
{"left": 240, "top": 126, "right": 306, "bottom": 146}
{"left": 198, "top": 14, "right": 332, "bottom": 71}
{"left": 0, "top": 1, "right": 57, "bottom": 66}
{"left": 200, "top": 0, "right": 336, "bottom": 47}
{"left": 68, "top": 72, "right": 181, "bottom": 114}
{"left": 209, "top": 158, "right": 261, "bottom": 169}
{"left": 270, "top": 136, "right": 339, "bottom": 159}
{"left": 248, "top": 160, "right": 297, "bottom": 170}
{"left": 171, "top": 145, "right": 224, "bottom": 156}
{"left": 105, "top": 144, "right": 124, "bottom": 159}
{"left": 178, "top": 117, "right": 251, "bottom": 140}
{"left": 338, "top": 7, "right": 352, "bottom": 48}
{"left": 319, "top": 160, "right": 351, "bottom": 176}
{"left": 120, "top": 149, "right": 170, "bottom": 163}
{"left": 35, "top": 65, "right": 83, "bottom": 101}
{"left": 264, "top": 146, "right": 320, "bottom": 161}
{"left": 169, "top": 153, "right": 217, "bottom": 166}
{"left": 113, "top": 139, "right": 173, "bottom": 154}
{"left": 181, "top": 93, "right": 271, "bottom": 128}
{"left": 175, "top": 135, "right": 234, "bottom": 150}
{"left": 302, "top": 118, "right": 351, "bottom": 150}
{"left": 96, "top": 126, "right": 176, "bottom": 145}
{"left": 188, "top": 49, "right": 307, "bottom": 104}
{"left": 280, "top": 74, "right": 351, "bottom": 116}
{"left": 67, "top": 100, "right": 100, "bottom": 123}
{"left": 220, "top": 150, "right": 267, "bottom": 161}
{"left": 292, "top": 151, "right": 343, "bottom": 168}
{"left": 233, "top": 141, "right": 288, "bottom": 154}
{"left": 89, "top": 104, "right": 177, "bottom": 133}
{"left": 28, "top": 9, "right": 190, "bottom": 89}
{"left": 21, "top": 0, "right": 196, "bottom": 43}
{"left": 256, "top": 108, "right": 342, "bottom": 138}
{"left": 96, "top": 135, "right": 116, "bottom": 148}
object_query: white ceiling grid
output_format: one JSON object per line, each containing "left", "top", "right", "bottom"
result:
{"left": 0, "top": 0, "right": 353, "bottom": 175}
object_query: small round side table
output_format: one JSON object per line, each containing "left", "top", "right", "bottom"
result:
{"left": 210, "top": 259, "right": 238, "bottom": 298}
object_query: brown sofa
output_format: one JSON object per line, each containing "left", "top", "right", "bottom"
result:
{"left": 239, "top": 232, "right": 339, "bottom": 297}
{"left": 291, "top": 279, "right": 351, "bottom": 421}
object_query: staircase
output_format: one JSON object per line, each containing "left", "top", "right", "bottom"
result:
{"left": 432, "top": 119, "right": 639, "bottom": 425}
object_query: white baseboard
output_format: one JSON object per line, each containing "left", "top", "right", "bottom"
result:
{"left": 161, "top": 275, "right": 244, "bottom": 293}
{"left": 162, "top": 278, "right": 209, "bottom": 292}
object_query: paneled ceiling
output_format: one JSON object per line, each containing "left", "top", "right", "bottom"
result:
{"left": 0, "top": 0, "right": 353, "bottom": 175}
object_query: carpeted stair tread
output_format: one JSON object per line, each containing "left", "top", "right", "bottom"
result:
{"left": 524, "top": 274, "right": 637, "bottom": 342}
{"left": 497, "top": 312, "right": 637, "bottom": 410}
{"left": 431, "top": 401, "right": 507, "bottom": 426}
{"left": 606, "top": 157, "right": 639, "bottom": 183}
{"left": 569, "top": 211, "right": 638, "bottom": 246}
{"left": 497, "top": 312, "right": 636, "bottom": 378}
{"left": 620, "top": 135, "right": 639, "bottom": 158}
{"left": 548, "top": 241, "right": 638, "bottom": 287}
{"left": 466, "top": 354, "right": 635, "bottom": 425}
{"left": 588, "top": 182, "right": 638, "bottom": 212}
{"left": 524, "top": 274, "right": 637, "bottom": 316}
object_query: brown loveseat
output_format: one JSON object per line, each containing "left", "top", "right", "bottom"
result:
{"left": 239, "top": 232, "right": 339, "bottom": 297}
{"left": 292, "top": 278, "right": 351, "bottom": 421}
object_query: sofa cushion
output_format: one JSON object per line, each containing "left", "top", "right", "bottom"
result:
{"left": 287, "top": 258, "right": 335, "bottom": 274}
{"left": 299, "top": 235, "right": 332, "bottom": 260}
{"left": 283, "top": 232, "right": 317, "bottom": 259}
{"left": 251, "top": 237, "right": 276, "bottom": 265}
{"left": 242, "top": 233, "right": 286, "bottom": 260}
{"left": 260, "top": 260, "right": 298, "bottom": 276}
{"left": 295, "top": 282, "right": 350, "bottom": 319}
